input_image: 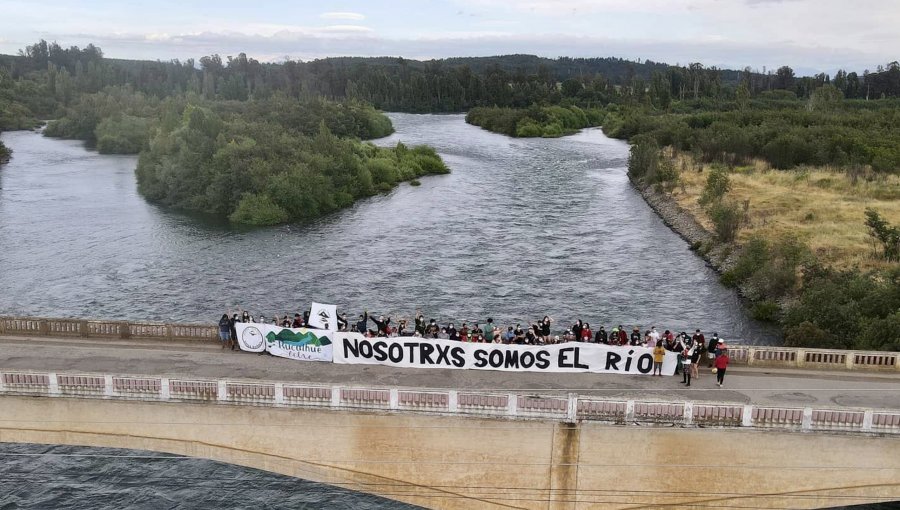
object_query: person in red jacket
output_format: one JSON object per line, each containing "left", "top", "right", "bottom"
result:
{"left": 715, "top": 346, "right": 730, "bottom": 387}
{"left": 617, "top": 325, "right": 628, "bottom": 346}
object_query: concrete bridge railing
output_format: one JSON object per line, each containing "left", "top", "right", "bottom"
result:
{"left": 2, "top": 314, "right": 898, "bottom": 372}
{"left": 1, "top": 369, "right": 899, "bottom": 435}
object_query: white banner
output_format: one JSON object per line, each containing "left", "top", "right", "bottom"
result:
{"left": 309, "top": 302, "right": 338, "bottom": 331}
{"left": 332, "top": 333, "right": 677, "bottom": 375}
{"left": 235, "top": 323, "right": 333, "bottom": 362}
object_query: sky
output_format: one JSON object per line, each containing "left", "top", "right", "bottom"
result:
{"left": 0, "top": 0, "right": 896, "bottom": 75}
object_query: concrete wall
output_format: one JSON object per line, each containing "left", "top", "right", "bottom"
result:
{"left": 2, "top": 395, "right": 898, "bottom": 509}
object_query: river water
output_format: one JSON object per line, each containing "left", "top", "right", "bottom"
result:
{"left": 0, "top": 114, "right": 776, "bottom": 342}
{"left": 0, "top": 443, "right": 422, "bottom": 509}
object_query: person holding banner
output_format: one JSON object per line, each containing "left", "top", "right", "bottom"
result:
{"left": 217, "top": 314, "right": 231, "bottom": 349}
{"left": 681, "top": 343, "right": 694, "bottom": 386}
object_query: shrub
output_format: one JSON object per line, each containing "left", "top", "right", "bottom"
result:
{"left": 784, "top": 321, "right": 838, "bottom": 348}
{"left": 864, "top": 208, "right": 900, "bottom": 261}
{"left": 627, "top": 135, "right": 659, "bottom": 181}
{"left": 751, "top": 300, "right": 780, "bottom": 321}
{"left": 708, "top": 199, "right": 745, "bottom": 242}
{"left": 698, "top": 166, "right": 731, "bottom": 207}
{"left": 229, "top": 193, "right": 289, "bottom": 225}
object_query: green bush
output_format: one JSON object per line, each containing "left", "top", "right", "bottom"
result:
{"left": 782, "top": 267, "right": 900, "bottom": 350}
{"left": 722, "top": 236, "right": 769, "bottom": 287}
{"left": 229, "top": 193, "right": 289, "bottom": 225}
{"left": 784, "top": 321, "right": 838, "bottom": 349}
{"left": 698, "top": 166, "right": 731, "bottom": 207}
{"left": 708, "top": 199, "right": 745, "bottom": 242}
{"left": 95, "top": 114, "right": 153, "bottom": 154}
{"left": 627, "top": 135, "right": 659, "bottom": 181}
{"left": 751, "top": 300, "right": 781, "bottom": 321}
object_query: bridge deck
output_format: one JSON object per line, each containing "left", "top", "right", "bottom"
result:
{"left": 2, "top": 335, "right": 899, "bottom": 410}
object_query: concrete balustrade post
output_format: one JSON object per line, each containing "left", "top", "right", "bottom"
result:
{"left": 625, "top": 400, "right": 635, "bottom": 422}
{"left": 802, "top": 407, "right": 813, "bottom": 430}
{"left": 566, "top": 393, "right": 577, "bottom": 424}
{"left": 103, "top": 375, "right": 113, "bottom": 397}
{"left": 118, "top": 322, "right": 131, "bottom": 339}
{"left": 48, "top": 373, "right": 59, "bottom": 395}
{"left": 389, "top": 389, "right": 399, "bottom": 410}
{"left": 274, "top": 383, "right": 284, "bottom": 406}
{"left": 796, "top": 349, "right": 807, "bottom": 368}
{"left": 862, "top": 410, "right": 874, "bottom": 432}
{"left": 39, "top": 320, "right": 50, "bottom": 336}
{"left": 166, "top": 324, "right": 174, "bottom": 342}
{"left": 507, "top": 393, "right": 517, "bottom": 417}
{"left": 79, "top": 320, "right": 89, "bottom": 338}
{"left": 742, "top": 405, "right": 753, "bottom": 427}
{"left": 0, "top": 372, "right": 6, "bottom": 393}
{"left": 217, "top": 380, "right": 227, "bottom": 401}
{"left": 683, "top": 402, "right": 693, "bottom": 425}
{"left": 448, "top": 390, "right": 458, "bottom": 413}
{"left": 847, "top": 352, "right": 856, "bottom": 370}
{"left": 330, "top": 386, "right": 341, "bottom": 407}
{"left": 747, "top": 347, "right": 756, "bottom": 366}
{"left": 160, "top": 378, "right": 170, "bottom": 400}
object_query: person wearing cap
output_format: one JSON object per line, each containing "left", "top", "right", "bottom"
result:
{"left": 714, "top": 338, "right": 726, "bottom": 358}
{"left": 630, "top": 327, "right": 642, "bottom": 346}
{"left": 714, "top": 343, "right": 730, "bottom": 387}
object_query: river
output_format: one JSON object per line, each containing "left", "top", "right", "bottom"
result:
{"left": 0, "top": 114, "right": 776, "bottom": 342}
{"left": 0, "top": 443, "right": 422, "bottom": 509}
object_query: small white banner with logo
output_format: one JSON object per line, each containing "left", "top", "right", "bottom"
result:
{"left": 235, "top": 323, "right": 333, "bottom": 362}
{"left": 308, "top": 302, "right": 338, "bottom": 331}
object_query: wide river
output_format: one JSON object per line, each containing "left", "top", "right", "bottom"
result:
{"left": 0, "top": 113, "right": 776, "bottom": 343}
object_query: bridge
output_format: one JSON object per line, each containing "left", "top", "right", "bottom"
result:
{"left": 1, "top": 316, "right": 899, "bottom": 509}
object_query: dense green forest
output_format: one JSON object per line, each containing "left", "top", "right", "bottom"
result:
{"left": 465, "top": 105, "right": 606, "bottom": 137}
{"left": 605, "top": 93, "right": 900, "bottom": 173}
{"left": 0, "top": 41, "right": 447, "bottom": 225}
{"left": 136, "top": 106, "right": 446, "bottom": 225}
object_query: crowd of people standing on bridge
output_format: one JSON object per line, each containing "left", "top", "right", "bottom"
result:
{"left": 217, "top": 308, "right": 731, "bottom": 386}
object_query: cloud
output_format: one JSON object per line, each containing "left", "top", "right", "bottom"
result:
{"left": 319, "top": 12, "right": 365, "bottom": 21}
{"left": 49, "top": 28, "right": 883, "bottom": 74}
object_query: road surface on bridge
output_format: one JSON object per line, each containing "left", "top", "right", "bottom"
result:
{"left": 2, "top": 335, "right": 898, "bottom": 410}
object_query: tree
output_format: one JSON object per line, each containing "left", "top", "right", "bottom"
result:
{"left": 774, "top": 66, "right": 795, "bottom": 90}
{"left": 735, "top": 83, "right": 750, "bottom": 112}
{"left": 865, "top": 208, "right": 900, "bottom": 262}
{"left": 807, "top": 84, "right": 843, "bottom": 112}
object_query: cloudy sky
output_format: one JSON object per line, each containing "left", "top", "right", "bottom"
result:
{"left": 0, "top": 0, "right": 896, "bottom": 74}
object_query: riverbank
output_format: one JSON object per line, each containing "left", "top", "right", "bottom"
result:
{"left": 0, "top": 139, "right": 9, "bottom": 164}
{"left": 630, "top": 176, "right": 735, "bottom": 273}
{"left": 627, "top": 146, "right": 900, "bottom": 350}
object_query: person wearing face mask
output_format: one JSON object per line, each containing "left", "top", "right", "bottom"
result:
{"left": 446, "top": 323, "right": 459, "bottom": 341}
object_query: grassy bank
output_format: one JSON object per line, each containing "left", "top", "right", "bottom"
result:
{"left": 668, "top": 153, "right": 900, "bottom": 272}
{"left": 628, "top": 144, "right": 900, "bottom": 350}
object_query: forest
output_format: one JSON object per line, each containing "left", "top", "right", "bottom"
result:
{"left": 465, "top": 104, "right": 606, "bottom": 137}
{"left": 0, "top": 41, "right": 446, "bottom": 226}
